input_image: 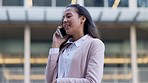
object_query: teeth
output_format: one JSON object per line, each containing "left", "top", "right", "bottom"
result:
{"left": 65, "top": 27, "right": 68, "bottom": 30}
{"left": 63, "top": 24, "right": 69, "bottom": 30}
{"left": 65, "top": 25, "right": 69, "bottom": 29}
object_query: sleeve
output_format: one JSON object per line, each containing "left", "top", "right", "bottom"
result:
{"left": 58, "top": 39, "right": 105, "bottom": 83}
{"left": 57, "top": 78, "right": 60, "bottom": 83}
{"left": 49, "top": 48, "right": 59, "bottom": 54}
{"left": 45, "top": 48, "right": 60, "bottom": 83}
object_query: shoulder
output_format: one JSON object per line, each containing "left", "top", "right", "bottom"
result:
{"left": 86, "top": 36, "right": 105, "bottom": 58}
{"left": 87, "top": 36, "right": 105, "bottom": 48}
{"left": 92, "top": 38, "right": 104, "bottom": 45}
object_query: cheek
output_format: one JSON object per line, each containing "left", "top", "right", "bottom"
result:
{"left": 71, "top": 20, "right": 81, "bottom": 29}
{"left": 71, "top": 19, "right": 81, "bottom": 27}
{"left": 68, "top": 18, "right": 81, "bottom": 33}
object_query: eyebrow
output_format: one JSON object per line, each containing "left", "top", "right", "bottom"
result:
{"left": 65, "top": 12, "right": 72, "bottom": 15}
{"left": 63, "top": 12, "right": 72, "bottom": 18}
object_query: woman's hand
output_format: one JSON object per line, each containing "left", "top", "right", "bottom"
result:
{"left": 52, "top": 28, "right": 68, "bottom": 48}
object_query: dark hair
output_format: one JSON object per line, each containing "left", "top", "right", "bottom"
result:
{"left": 66, "top": 4, "right": 100, "bottom": 38}
{"left": 60, "top": 4, "right": 100, "bottom": 50}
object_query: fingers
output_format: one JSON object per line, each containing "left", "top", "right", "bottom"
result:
{"left": 55, "top": 30, "right": 60, "bottom": 36}
{"left": 54, "top": 26, "right": 61, "bottom": 36}
{"left": 53, "top": 26, "right": 67, "bottom": 39}
{"left": 56, "top": 26, "right": 62, "bottom": 36}
{"left": 57, "top": 25, "right": 62, "bottom": 29}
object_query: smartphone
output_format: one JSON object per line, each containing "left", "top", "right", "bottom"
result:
{"left": 57, "top": 26, "right": 67, "bottom": 38}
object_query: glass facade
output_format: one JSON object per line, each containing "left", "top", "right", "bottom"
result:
{"left": 84, "top": 0, "right": 104, "bottom": 7}
{"left": 108, "top": 0, "right": 129, "bottom": 7}
{"left": 137, "top": 28, "right": 148, "bottom": 83}
{"left": 0, "top": 27, "right": 24, "bottom": 83}
{"left": 2, "top": 0, "right": 148, "bottom": 8}
{"left": 56, "top": 0, "right": 70, "bottom": 6}
{"left": 137, "top": 0, "right": 148, "bottom": 7}
{"left": 30, "top": 27, "right": 52, "bottom": 83}
{"left": 32, "top": 0, "right": 51, "bottom": 6}
{"left": 101, "top": 27, "right": 132, "bottom": 83}
{"left": 3, "top": 0, "right": 23, "bottom": 6}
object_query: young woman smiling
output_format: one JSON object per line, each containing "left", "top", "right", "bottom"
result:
{"left": 45, "top": 4, "right": 105, "bottom": 83}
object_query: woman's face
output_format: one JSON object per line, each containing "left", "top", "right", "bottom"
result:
{"left": 62, "top": 7, "right": 84, "bottom": 36}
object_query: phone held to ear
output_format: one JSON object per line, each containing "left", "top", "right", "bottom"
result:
{"left": 57, "top": 26, "right": 67, "bottom": 38}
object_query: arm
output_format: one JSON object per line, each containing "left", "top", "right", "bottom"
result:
{"left": 45, "top": 29, "right": 68, "bottom": 83}
{"left": 58, "top": 39, "right": 105, "bottom": 83}
{"left": 45, "top": 48, "right": 59, "bottom": 83}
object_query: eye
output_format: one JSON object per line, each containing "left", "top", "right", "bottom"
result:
{"left": 66, "top": 15, "right": 71, "bottom": 18}
{"left": 66, "top": 13, "right": 72, "bottom": 18}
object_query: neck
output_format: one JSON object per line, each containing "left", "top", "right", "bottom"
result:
{"left": 72, "top": 32, "right": 84, "bottom": 41}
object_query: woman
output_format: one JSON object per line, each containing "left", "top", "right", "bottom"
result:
{"left": 45, "top": 4, "right": 105, "bottom": 83}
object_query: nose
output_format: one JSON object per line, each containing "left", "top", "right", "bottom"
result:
{"left": 63, "top": 17, "right": 67, "bottom": 24}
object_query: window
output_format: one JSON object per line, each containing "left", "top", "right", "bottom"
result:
{"left": 56, "top": 0, "right": 70, "bottom": 6}
{"left": 108, "top": 0, "right": 129, "bottom": 7}
{"left": 84, "top": 0, "right": 104, "bottom": 7}
{"left": 32, "top": 0, "right": 51, "bottom": 6}
{"left": 3, "top": 0, "right": 23, "bottom": 6}
{"left": 137, "top": 0, "right": 148, "bottom": 7}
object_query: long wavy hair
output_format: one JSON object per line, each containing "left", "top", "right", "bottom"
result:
{"left": 60, "top": 4, "right": 100, "bottom": 50}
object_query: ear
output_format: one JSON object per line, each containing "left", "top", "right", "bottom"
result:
{"left": 80, "top": 16, "right": 86, "bottom": 23}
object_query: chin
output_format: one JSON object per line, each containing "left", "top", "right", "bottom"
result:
{"left": 66, "top": 31, "right": 71, "bottom": 35}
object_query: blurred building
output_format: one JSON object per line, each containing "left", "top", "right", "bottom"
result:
{"left": 0, "top": 0, "right": 148, "bottom": 83}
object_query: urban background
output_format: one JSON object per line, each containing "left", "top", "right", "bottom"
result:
{"left": 0, "top": 0, "right": 148, "bottom": 83}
